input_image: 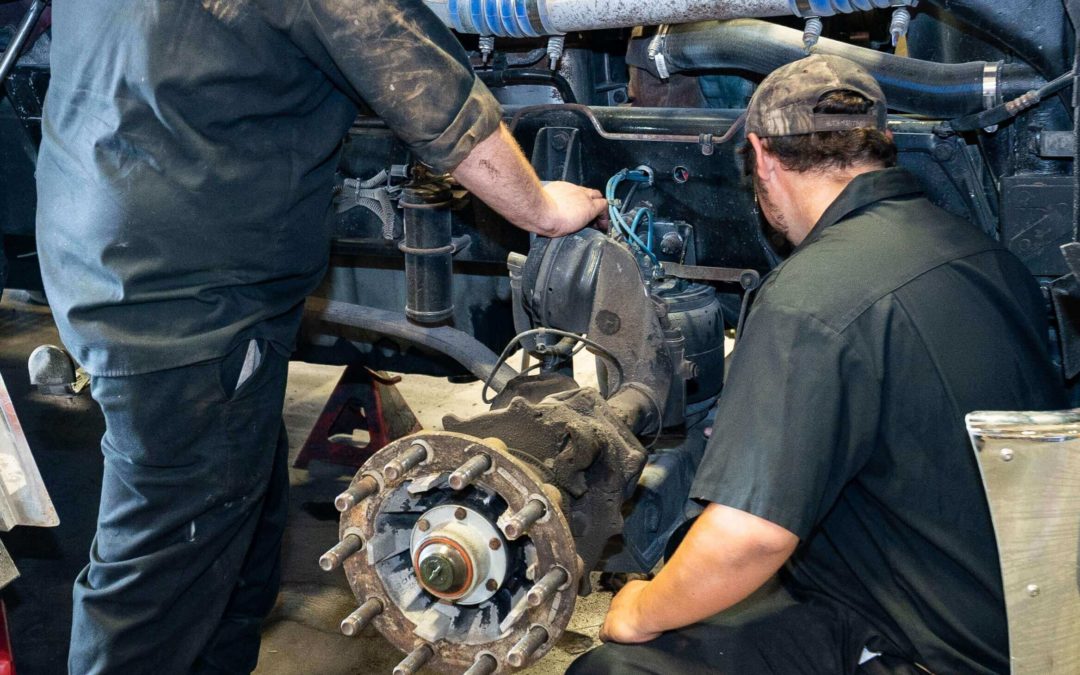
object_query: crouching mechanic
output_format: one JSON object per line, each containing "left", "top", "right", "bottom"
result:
{"left": 570, "top": 55, "right": 1066, "bottom": 675}
{"left": 36, "top": 1, "right": 606, "bottom": 673}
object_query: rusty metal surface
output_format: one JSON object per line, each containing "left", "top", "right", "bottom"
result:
{"left": 0, "top": 371, "right": 58, "bottom": 530}
{"left": 967, "top": 409, "right": 1080, "bottom": 675}
{"left": 445, "top": 388, "right": 647, "bottom": 589}
{"left": 339, "top": 432, "right": 580, "bottom": 673}
{"left": 0, "top": 540, "right": 18, "bottom": 590}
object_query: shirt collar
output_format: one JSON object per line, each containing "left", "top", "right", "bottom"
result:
{"left": 795, "top": 167, "right": 924, "bottom": 252}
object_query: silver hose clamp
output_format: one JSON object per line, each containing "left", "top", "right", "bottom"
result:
{"left": 983, "top": 62, "right": 1001, "bottom": 109}
{"left": 647, "top": 24, "right": 671, "bottom": 80}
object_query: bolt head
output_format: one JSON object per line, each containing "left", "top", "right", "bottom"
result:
{"left": 1001, "top": 448, "right": 1015, "bottom": 462}
{"left": 417, "top": 518, "right": 430, "bottom": 532}
{"left": 1027, "top": 583, "right": 1040, "bottom": 597}
{"left": 454, "top": 507, "right": 468, "bottom": 520}
{"left": 486, "top": 579, "right": 499, "bottom": 592}
{"left": 420, "top": 556, "right": 456, "bottom": 592}
{"left": 659, "top": 232, "right": 684, "bottom": 256}
{"left": 489, "top": 538, "right": 502, "bottom": 551}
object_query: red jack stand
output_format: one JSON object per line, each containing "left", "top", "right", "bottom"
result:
{"left": 0, "top": 599, "right": 14, "bottom": 675}
{"left": 293, "top": 364, "right": 421, "bottom": 470}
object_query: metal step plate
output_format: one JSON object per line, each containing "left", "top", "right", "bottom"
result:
{"left": 0, "top": 371, "right": 58, "bottom": 530}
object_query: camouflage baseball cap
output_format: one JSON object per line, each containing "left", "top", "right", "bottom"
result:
{"left": 746, "top": 54, "right": 887, "bottom": 138}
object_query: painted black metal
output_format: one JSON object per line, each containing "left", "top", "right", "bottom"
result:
{"left": 303, "top": 297, "right": 517, "bottom": 391}
{"left": 478, "top": 68, "right": 577, "bottom": 104}
{"left": 0, "top": 0, "right": 46, "bottom": 87}
{"left": 922, "top": 0, "right": 1070, "bottom": 82}
{"left": 999, "top": 175, "right": 1074, "bottom": 277}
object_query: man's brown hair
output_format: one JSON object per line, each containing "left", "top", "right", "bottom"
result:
{"left": 744, "top": 90, "right": 897, "bottom": 175}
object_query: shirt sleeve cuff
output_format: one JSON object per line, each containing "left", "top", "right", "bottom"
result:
{"left": 411, "top": 77, "right": 502, "bottom": 174}
{"left": 689, "top": 489, "right": 811, "bottom": 541}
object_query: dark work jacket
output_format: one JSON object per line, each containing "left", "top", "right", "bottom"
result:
{"left": 692, "top": 168, "right": 1067, "bottom": 674}
{"left": 36, "top": 0, "right": 501, "bottom": 376}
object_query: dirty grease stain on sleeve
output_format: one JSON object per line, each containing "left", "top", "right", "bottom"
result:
{"left": 202, "top": 0, "right": 245, "bottom": 23}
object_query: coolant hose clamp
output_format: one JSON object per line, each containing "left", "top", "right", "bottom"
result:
{"left": 647, "top": 25, "right": 671, "bottom": 80}
{"left": 983, "top": 62, "right": 1001, "bottom": 109}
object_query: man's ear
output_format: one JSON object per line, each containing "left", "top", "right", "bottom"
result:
{"left": 747, "top": 133, "right": 774, "bottom": 183}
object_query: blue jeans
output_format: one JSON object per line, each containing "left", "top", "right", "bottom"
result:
{"left": 70, "top": 340, "right": 290, "bottom": 674}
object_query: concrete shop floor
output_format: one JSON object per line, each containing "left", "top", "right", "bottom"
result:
{"left": 0, "top": 292, "right": 609, "bottom": 674}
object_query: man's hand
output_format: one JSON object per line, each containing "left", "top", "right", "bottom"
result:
{"left": 534, "top": 181, "right": 608, "bottom": 237}
{"left": 453, "top": 124, "right": 606, "bottom": 237}
{"left": 595, "top": 505, "right": 798, "bottom": 642}
{"left": 599, "top": 579, "right": 662, "bottom": 644}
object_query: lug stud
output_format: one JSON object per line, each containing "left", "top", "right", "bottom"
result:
{"left": 503, "top": 499, "right": 546, "bottom": 540}
{"left": 507, "top": 625, "right": 549, "bottom": 668}
{"left": 383, "top": 442, "right": 429, "bottom": 482}
{"left": 527, "top": 567, "right": 569, "bottom": 607}
{"left": 340, "top": 598, "right": 383, "bottom": 637}
{"left": 393, "top": 644, "right": 434, "bottom": 675}
{"left": 334, "top": 475, "right": 379, "bottom": 512}
{"left": 463, "top": 654, "right": 498, "bottom": 675}
{"left": 318, "top": 533, "right": 362, "bottom": 572}
{"left": 448, "top": 454, "right": 492, "bottom": 490}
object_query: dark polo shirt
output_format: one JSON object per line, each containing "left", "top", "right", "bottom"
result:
{"left": 36, "top": 0, "right": 501, "bottom": 376}
{"left": 692, "top": 167, "right": 1066, "bottom": 673}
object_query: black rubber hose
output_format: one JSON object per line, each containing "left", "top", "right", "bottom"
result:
{"left": 627, "top": 19, "right": 1042, "bottom": 118}
{"left": 478, "top": 68, "right": 578, "bottom": 104}
{"left": 944, "top": 70, "right": 1076, "bottom": 133}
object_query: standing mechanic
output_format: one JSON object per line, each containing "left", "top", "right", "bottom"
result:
{"left": 35, "top": 1, "right": 606, "bottom": 673}
{"left": 570, "top": 55, "right": 1067, "bottom": 675}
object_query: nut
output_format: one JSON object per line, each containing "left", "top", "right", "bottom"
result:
{"left": 454, "top": 507, "right": 468, "bottom": 521}
{"left": 417, "top": 519, "right": 430, "bottom": 532}
{"left": 489, "top": 538, "right": 502, "bottom": 551}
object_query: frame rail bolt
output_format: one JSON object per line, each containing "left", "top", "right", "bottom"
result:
{"left": 334, "top": 475, "right": 379, "bottom": 512}
{"left": 383, "top": 442, "right": 429, "bottom": 482}
{"left": 340, "top": 598, "right": 384, "bottom": 637}
{"left": 527, "top": 567, "right": 569, "bottom": 607}
{"left": 319, "top": 533, "right": 363, "bottom": 572}
{"left": 393, "top": 644, "right": 434, "bottom": 675}
{"left": 448, "top": 454, "right": 492, "bottom": 491}
{"left": 503, "top": 499, "right": 547, "bottom": 540}
{"left": 463, "top": 653, "right": 498, "bottom": 675}
{"left": 506, "top": 625, "right": 549, "bottom": 668}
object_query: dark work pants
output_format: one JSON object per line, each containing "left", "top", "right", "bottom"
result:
{"left": 70, "top": 340, "right": 290, "bottom": 674}
{"left": 567, "top": 584, "right": 922, "bottom": 675}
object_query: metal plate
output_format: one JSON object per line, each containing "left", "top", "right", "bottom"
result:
{"left": 967, "top": 409, "right": 1080, "bottom": 675}
{"left": 0, "top": 371, "right": 57, "bottom": 530}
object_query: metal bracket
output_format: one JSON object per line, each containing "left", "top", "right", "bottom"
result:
{"left": 660, "top": 262, "right": 760, "bottom": 290}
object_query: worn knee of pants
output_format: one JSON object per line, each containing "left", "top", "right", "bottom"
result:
{"left": 69, "top": 340, "right": 290, "bottom": 675}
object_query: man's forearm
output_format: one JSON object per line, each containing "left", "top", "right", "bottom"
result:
{"left": 451, "top": 123, "right": 559, "bottom": 235}
{"left": 447, "top": 123, "right": 561, "bottom": 234}
{"left": 631, "top": 504, "right": 797, "bottom": 635}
